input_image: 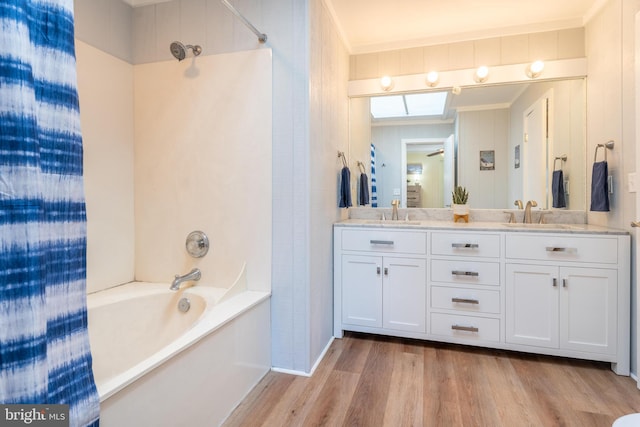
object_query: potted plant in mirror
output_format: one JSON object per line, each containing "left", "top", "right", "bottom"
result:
{"left": 452, "top": 186, "right": 470, "bottom": 223}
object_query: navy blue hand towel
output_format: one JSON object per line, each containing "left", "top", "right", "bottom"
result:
{"left": 590, "top": 161, "right": 609, "bottom": 212}
{"left": 339, "top": 166, "right": 352, "bottom": 208}
{"left": 552, "top": 170, "right": 566, "bottom": 208}
{"left": 359, "top": 173, "right": 369, "bottom": 205}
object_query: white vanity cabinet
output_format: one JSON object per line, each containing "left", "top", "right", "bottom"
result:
{"left": 335, "top": 228, "right": 427, "bottom": 337}
{"left": 506, "top": 263, "right": 617, "bottom": 353}
{"left": 341, "top": 254, "right": 426, "bottom": 332}
{"left": 505, "top": 233, "right": 628, "bottom": 374}
{"left": 429, "top": 232, "right": 502, "bottom": 344}
{"left": 333, "top": 223, "right": 630, "bottom": 375}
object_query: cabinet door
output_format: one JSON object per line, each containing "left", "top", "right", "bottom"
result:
{"left": 382, "top": 257, "right": 426, "bottom": 333}
{"left": 506, "top": 264, "right": 559, "bottom": 348}
{"left": 342, "top": 254, "right": 383, "bottom": 328}
{"left": 560, "top": 267, "right": 617, "bottom": 355}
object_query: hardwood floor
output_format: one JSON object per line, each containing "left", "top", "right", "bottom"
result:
{"left": 223, "top": 332, "right": 640, "bottom": 426}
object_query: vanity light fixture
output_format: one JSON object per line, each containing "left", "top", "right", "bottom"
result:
{"left": 474, "top": 66, "right": 489, "bottom": 83}
{"left": 380, "top": 75, "right": 394, "bottom": 91}
{"left": 425, "top": 71, "right": 439, "bottom": 87}
{"left": 526, "top": 60, "right": 545, "bottom": 78}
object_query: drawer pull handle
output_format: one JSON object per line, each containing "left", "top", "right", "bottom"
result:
{"left": 376, "top": 266, "right": 381, "bottom": 275}
{"left": 384, "top": 267, "right": 388, "bottom": 276}
{"left": 451, "top": 298, "right": 480, "bottom": 304}
{"left": 563, "top": 278, "right": 567, "bottom": 288}
{"left": 553, "top": 278, "right": 557, "bottom": 287}
{"left": 452, "top": 243, "right": 479, "bottom": 249}
{"left": 370, "top": 240, "right": 394, "bottom": 245}
{"left": 545, "top": 247, "right": 577, "bottom": 253}
{"left": 451, "top": 270, "right": 479, "bottom": 277}
{"left": 451, "top": 325, "right": 479, "bottom": 333}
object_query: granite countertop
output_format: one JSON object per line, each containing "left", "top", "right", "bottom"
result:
{"left": 334, "top": 218, "right": 629, "bottom": 235}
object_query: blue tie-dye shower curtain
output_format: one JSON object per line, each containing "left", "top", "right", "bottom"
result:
{"left": 0, "top": 1, "right": 99, "bottom": 425}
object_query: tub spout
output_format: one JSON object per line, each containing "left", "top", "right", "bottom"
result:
{"left": 170, "top": 268, "right": 201, "bottom": 291}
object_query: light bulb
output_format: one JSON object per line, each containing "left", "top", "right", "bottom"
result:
{"left": 474, "top": 66, "right": 489, "bottom": 83}
{"left": 426, "top": 71, "right": 439, "bottom": 87}
{"left": 380, "top": 75, "right": 393, "bottom": 91}
{"left": 526, "top": 60, "right": 545, "bottom": 78}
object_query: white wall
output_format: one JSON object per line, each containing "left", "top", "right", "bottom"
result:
{"left": 508, "top": 79, "right": 586, "bottom": 210}
{"left": 74, "top": 0, "right": 133, "bottom": 63}
{"left": 76, "top": 41, "right": 135, "bottom": 294}
{"left": 308, "top": 0, "right": 350, "bottom": 371}
{"left": 350, "top": 28, "right": 585, "bottom": 81}
{"left": 456, "top": 109, "right": 509, "bottom": 209}
{"left": 586, "top": 0, "right": 640, "bottom": 375}
{"left": 133, "top": 50, "right": 272, "bottom": 291}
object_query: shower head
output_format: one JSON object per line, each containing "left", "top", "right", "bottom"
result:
{"left": 170, "top": 41, "right": 202, "bottom": 61}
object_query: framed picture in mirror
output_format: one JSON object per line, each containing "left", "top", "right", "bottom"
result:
{"left": 480, "top": 150, "right": 495, "bottom": 171}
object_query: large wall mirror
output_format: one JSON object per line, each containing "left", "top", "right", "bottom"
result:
{"left": 349, "top": 77, "right": 586, "bottom": 211}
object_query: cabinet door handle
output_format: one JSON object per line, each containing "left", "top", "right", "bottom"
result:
{"left": 451, "top": 325, "right": 479, "bottom": 333}
{"left": 451, "top": 297, "right": 480, "bottom": 304}
{"left": 376, "top": 266, "right": 381, "bottom": 275}
{"left": 451, "top": 270, "right": 479, "bottom": 277}
{"left": 553, "top": 278, "right": 557, "bottom": 287}
{"left": 562, "top": 278, "right": 567, "bottom": 288}
{"left": 452, "top": 243, "right": 479, "bottom": 249}
{"left": 384, "top": 267, "right": 388, "bottom": 276}
{"left": 546, "top": 246, "right": 577, "bottom": 253}
{"left": 370, "top": 240, "right": 394, "bottom": 245}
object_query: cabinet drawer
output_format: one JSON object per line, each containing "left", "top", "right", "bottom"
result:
{"left": 430, "top": 313, "right": 500, "bottom": 342}
{"left": 431, "top": 232, "right": 500, "bottom": 258}
{"left": 342, "top": 229, "right": 427, "bottom": 254}
{"left": 505, "top": 234, "right": 617, "bottom": 264}
{"left": 431, "top": 259, "right": 500, "bottom": 286}
{"left": 431, "top": 286, "right": 500, "bottom": 314}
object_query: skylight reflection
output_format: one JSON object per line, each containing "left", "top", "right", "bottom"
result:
{"left": 370, "top": 95, "right": 406, "bottom": 118}
{"left": 370, "top": 91, "right": 448, "bottom": 119}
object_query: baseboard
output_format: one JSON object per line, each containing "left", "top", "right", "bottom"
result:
{"left": 271, "top": 337, "right": 335, "bottom": 378}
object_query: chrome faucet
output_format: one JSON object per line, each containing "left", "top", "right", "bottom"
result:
{"left": 391, "top": 199, "right": 400, "bottom": 220}
{"left": 170, "top": 267, "right": 201, "bottom": 291}
{"left": 523, "top": 200, "right": 538, "bottom": 223}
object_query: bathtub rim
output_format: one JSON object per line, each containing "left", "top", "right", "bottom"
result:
{"left": 94, "top": 288, "right": 270, "bottom": 401}
{"left": 88, "top": 262, "right": 270, "bottom": 401}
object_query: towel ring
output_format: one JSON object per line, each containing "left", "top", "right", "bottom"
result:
{"left": 553, "top": 155, "right": 567, "bottom": 171}
{"left": 593, "top": 140, "right": 614, "bottom": 163}
{"left": 338, "top": 151, "right": 348, "bottom": 168}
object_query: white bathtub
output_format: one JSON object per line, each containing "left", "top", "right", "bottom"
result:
{"left": 87, "top": 264, "right": 271, "bottom": 426}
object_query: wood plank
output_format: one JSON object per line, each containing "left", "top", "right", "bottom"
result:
{"left": 423, "top": 345, "right": 463, "bottom": 426}
{"left": 222, "top": 372, "right": 295, "bottom": 427}
{"left": 223, "top": 333, "right": 640, "bottom": 427}
{"left": 382, "top": 351, "right": 423, "bottom": 426}
{"left": 333, "top": 332, "right": 373, "bottom": 374}
{"left": 342, "top": 337, "right": 396, "bottom": 425}
{"left": 259, "top": 336, "right": 346, "bottom": 426}
{"left": 302, "top": 371, "right": 360, "bottom": 426}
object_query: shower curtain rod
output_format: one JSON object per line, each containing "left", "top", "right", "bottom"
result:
{"left": 221, "top": 0, "right": 267, "bottom": 43}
